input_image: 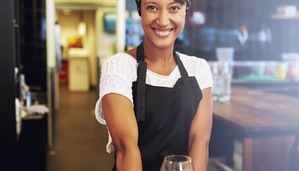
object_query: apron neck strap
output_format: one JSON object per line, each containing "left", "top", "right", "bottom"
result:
{"left": 174, "top": 53, "right": 189, "bottom": 78}
{"left": 135, "top": 42, "right": 147, "bottom": 122}
{"left": 137, "top": 42, "right": 189, "bottom": 78}
{"left": 135, "top": 42, "right": 190, "bottom": 121}
{"left": 136, "top": 42, "right": 145, "bottom": 62}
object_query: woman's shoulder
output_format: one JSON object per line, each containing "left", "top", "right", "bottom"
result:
{"left": 177, "top": 52, "right": 213, "bottom": 89}
{"left": 101, "top": 52, "right": 138, "bottom": 76}
{"left": 104, "top": 52, "right": 136, "bottom": 64}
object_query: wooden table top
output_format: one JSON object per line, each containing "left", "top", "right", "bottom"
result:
{"left": 22, "top": 113, "right": 46, "bottom": 120}
{"left": 213, "top": 86, "right": 299, "bottom": 135}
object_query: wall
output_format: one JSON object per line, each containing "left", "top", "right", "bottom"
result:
{"left": 181, "top": 0, "right": 299, "bottom": 61}
{"left": 19, "top": 0, "right": 47, "bottom": 92}
{"left": 56, "top": 6, "right": 118, "bottom": 87}
{"left": 0, "top": 0, "right": 17, "bottom": 168}
{"left": 57, "top": 9, "right": 99, "bottom": 87}
{"left": 95, "top": 7, "right": 117, "bottom": 68}
{"left": 55, "top": 0, "right": 116, "bottom": 6}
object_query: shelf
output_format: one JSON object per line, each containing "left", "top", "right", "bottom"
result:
{"left": 271, "top": 14, "right": 299, "bottom": 19}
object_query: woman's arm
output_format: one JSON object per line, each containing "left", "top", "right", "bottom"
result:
{"left": 188, "top": 87, "right": 213, "bottom": 171}
{"left": 102, "top": 93, "right": 142, "bottom": 171}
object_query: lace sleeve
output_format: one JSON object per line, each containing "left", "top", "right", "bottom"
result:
{"left": 95, "top": 53, "right": 137, "bottom": 124}
{"left": 179, "top": 53, "right": 213, "bottom": 90}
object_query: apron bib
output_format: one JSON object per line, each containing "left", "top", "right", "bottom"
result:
{"left": 113, "top": 42, "right": 202, "bottom": 171}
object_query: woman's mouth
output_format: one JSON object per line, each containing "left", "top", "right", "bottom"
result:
{"left": 154, "top": 28, "right": 174, "bottom": 37}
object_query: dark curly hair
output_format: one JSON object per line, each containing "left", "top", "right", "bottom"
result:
{"left": 135, "top": 0, "right": 191, "bottom": 16}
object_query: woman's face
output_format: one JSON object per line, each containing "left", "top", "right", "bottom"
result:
{"left": 140, "top": 0, "right": 187, "bottom": 49}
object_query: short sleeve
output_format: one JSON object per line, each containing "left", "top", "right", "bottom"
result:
{"left": 194, "top": 58, "right": 213, "bottom": 90}
{"left": 179, "top": 53, "right": 213, "bottom": 90}
{"left": 95, "top": 53, "right": 137, "bottom": 125}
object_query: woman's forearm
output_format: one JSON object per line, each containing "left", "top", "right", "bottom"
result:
{"left": 102, "top": 94, "right": 142, "bottom": 170}
{"left": 116, "top": 146, "right": 142, "bottom": 171}
{"left": 189, "top": 138, "right": 209, "bottom": 171}
{"left": 189, "top": 88, "right": 213, "bottom": 171}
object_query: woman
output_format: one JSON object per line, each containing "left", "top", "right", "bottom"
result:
{"left": 95, "top": 0, "right": 213, "bottom": 170}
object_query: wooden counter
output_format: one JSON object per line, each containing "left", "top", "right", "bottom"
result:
{"left": 210, "top": 86, "right": 299, "bottom": 171}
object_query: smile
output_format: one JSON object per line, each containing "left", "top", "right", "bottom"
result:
{"left": 154, "top": 28, "right": 174, "bottom": 37}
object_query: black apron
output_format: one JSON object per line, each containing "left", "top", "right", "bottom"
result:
{"left": 113, "top": 42, "right": 202, "bottom": 171}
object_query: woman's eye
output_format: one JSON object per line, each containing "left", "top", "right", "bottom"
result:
{"left": 147, "top": 5, "right": 157, "bottom": 11}
{"left": 170, "top": 5, "right": 180, "bottom": 11}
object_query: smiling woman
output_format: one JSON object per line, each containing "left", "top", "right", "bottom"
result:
{"left": 95, "top": 0, "right": 214, "bottom": 171}
{"left": 139, "top": 0, "right": 187, "bottom": 51}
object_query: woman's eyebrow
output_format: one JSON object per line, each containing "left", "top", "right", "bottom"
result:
{"left": 143, "top": 2, "right": 181, "bottom": 7}
{"left": 143, "top": 1, "right": 157, "bottom": 5}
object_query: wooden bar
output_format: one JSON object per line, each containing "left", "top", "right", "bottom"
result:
{"left": 211, "top": 86, "right": 299, "bottom": 171}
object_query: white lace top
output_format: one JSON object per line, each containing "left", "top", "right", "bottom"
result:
{"left": 95, "top": 52, "right": 213, "bottom": 153}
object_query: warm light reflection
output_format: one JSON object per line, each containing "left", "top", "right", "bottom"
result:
{"left": 78, "top": 22, "right": 86, "bottom": 36}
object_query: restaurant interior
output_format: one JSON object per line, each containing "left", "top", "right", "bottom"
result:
{"left": 1, "top": 0, "right": 299, "bottom": 170}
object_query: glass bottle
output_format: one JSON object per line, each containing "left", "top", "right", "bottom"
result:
{"left": 211, "top": 62, "right": 222, "bottom": 101}
{"left": 218, "top": 62, "right": 232, "bottom": 102}
{"left": 19, "top": 74, "right": 31, "bottom": 108}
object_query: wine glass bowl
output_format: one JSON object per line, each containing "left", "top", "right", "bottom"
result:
{"left": 160, "top": 155, "right": 194, "bottom": 171}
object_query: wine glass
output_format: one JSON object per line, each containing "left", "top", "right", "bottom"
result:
{"left": 160, "top": 155, "right": 194, "bottom": 171}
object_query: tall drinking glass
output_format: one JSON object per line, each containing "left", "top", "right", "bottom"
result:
{"left": 160, "top": 155, "right": 194, "bottom": 171}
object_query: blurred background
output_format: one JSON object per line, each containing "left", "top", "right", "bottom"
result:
{"left": 1, "top": 0, "right": 299, "bottom": 170}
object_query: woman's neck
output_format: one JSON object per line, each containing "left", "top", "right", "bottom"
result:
{"left": 142, "top": 40, "right": 177, "bottom": 75}
{"left": 142, "top": 40, "right": 175, "bottom": 65}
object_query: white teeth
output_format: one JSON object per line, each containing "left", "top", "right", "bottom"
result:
{"left": 155, "top": 29, "right": 171, "bottom": 36}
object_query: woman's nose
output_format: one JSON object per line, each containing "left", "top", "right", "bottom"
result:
{"left": 156, "top": 10, "right": 170, "bottom": 27}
